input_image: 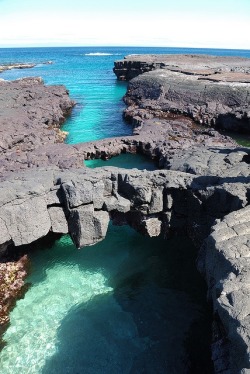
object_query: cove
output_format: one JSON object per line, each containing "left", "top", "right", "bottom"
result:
{"left": 0, "top": 225, "right": 212, "bottom": 374}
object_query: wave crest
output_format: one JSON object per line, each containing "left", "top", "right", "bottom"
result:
{"left": 83, "top": 53, "right": 121, "bottom": 56}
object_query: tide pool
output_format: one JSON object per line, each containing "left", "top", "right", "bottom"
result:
{"left": 0, "top": 226, "right": 212, "bottom": 373}
{"left": 85, "top": 153, "right": 158, "bottom": 170}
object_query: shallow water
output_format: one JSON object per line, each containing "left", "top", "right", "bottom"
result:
{"left": 85, "top": 153, "right": 157, "bottom": 170}
{"left": 0, "top": 226, "right": 212, "bottom": 374}
{"left": 1, "top": 46, "right": 249, "bottom": 373}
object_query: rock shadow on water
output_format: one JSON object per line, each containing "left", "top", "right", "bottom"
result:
{"left": 41, "top": 232, "right": 213, "bottom": 374}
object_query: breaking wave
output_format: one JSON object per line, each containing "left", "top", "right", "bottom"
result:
{"left": 83, "top": 53, "right": 121, "bottom": 56}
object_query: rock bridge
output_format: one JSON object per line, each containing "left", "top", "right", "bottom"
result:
{"left": 0, "top": 165, "right": 249, "bottom": 373}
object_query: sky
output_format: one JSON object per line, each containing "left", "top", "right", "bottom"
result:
{"left": 0, "top": 0, "right": 249, "bottom": 49}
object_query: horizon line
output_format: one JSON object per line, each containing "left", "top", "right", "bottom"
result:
{"left": 0, "top": 45, "right": 250, "bottom": 51}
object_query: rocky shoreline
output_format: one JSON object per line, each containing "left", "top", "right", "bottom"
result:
{"left": 0, "top": 255, "right": 28, "bottom": 348}
{"left": 0, "top": 77, "right": 75, "bottom": 176}
{"left": 0, "top": 61, "right": 53, "bottom": 74}
{"left": 0, "top": 55, "right": 250, "bottom": 373}
{"left": 114, "top": 54, "right": 250, "bottom": 131}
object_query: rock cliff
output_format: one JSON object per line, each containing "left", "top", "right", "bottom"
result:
{"left": 198, "top": 207, "right": 250, "bottom": 373}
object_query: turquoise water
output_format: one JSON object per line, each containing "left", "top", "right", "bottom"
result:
{"left": 0, "top": 226, "right": 211, "bottom": 374}
{"left": 0, "top": 47, "right": 129, "bottom": 143}
{"left": 0, "top": 46, "right": 250, "bottom": 373}
{"left": 1, "top": 46, "right": 250, "bottom": 143}
{"left": 85, "top": 153, "right": 157, "bottom": 170}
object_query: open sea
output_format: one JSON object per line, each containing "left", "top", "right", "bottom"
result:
{"left": 0, "top": 46, "right": 249, "bottom": 373}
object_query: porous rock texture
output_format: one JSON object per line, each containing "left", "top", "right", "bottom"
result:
{"left": 1, "top": 55, "right": 250, "bottom": 372}
{"left": 1, "top": 166, "right": 250, "bottom": 372}
{"left": 0, "top": 77, "right": 75, "bottom": 174}
{"left": 114, "top": 54, "right": 250, "bottom": 132}
{"left": 198, "top": 207, "right": 250, "bottom": 373}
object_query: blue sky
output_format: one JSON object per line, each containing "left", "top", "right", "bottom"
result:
{"left": 0, "top": 0, "right": 249, "bottom": 48}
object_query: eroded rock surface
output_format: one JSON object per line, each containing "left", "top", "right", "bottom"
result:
{"left": 0, "top": 165, "right": 249, "bottom": 261}
{"left": 0, "top": 166, "right": 250, "bottom": 371}
{"left": 0, "top": 77, "right": 75, "bottom": 174}
{"left": 114, "top": 55, "right": 250, "bottom": 132}
{"left": 199, "top": 207, "right": 250, "bottom": 373}
{"left": 1, "top": 55, "right": 250, "bottom": 372}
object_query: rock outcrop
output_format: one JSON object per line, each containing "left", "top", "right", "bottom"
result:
{"left": 114, "top": 54, "right": 250, "bottom": 82}
{"left": 0, "top": 255, "right": 28, "bottom": 335}
{"left": 0, "top": 71, "right": 241, "bottom": 178}
{"left": 0, "top": 166, "right": 249, "bottom": 249}
{"left": 0, "top": 165, "right": 250, "bottom": 372}
{"left": 0, "top": 77, "right": 75, "bottom": 175}
{"left": 114, "top": 54, "right": 250, "bottom": 132}
{"left": 1, "top": 55, "right": 250, "bottom": 372}
{"left": 0, "top": 61, "right": 53, "bottom": 74}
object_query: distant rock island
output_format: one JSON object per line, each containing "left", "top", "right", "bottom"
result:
{"left": 0, "top": 54, "right": 250, "bottom": 373}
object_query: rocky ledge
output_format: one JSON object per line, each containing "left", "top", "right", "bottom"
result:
{"left": 0, "top": 74, "right": 239, "bottom": 177}
{"left": 0, "top": 77, "right": 75, "bottom": 175}
{"left": 0, "top": 55, "right": 250, "bottom": 372}
{"left": 114, "top": 54, "right": 250, "bottom": 132}
{"left": 198, "top": 207, "right": 250, "bottom": 373}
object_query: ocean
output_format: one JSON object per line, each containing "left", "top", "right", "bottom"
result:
{"left": 0, "top": 46, "right": 249, "bottom": 374}
{"left": 1, "top": 46, "right": 250, "bottom": 144}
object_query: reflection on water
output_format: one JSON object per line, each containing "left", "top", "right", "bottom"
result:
{"left": 0, "top": 225, "right": 213, "bottom": 374}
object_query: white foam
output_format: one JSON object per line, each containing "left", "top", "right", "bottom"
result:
{"left": 83, "top": 53, "right": 121, "bottom": 56}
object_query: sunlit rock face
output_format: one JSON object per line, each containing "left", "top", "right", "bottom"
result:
{"left": 1, "top": 54, "right": 250, "bottom": 372}
{"left": 114, "top": 54, "right": 250, "bottom": 131}
{"left": 1, "top": 164, "right": 250, "bottom": 250}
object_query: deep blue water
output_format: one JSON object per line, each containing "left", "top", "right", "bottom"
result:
{"left": 0, "top": 46, "right": 249, "bottom": 373}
